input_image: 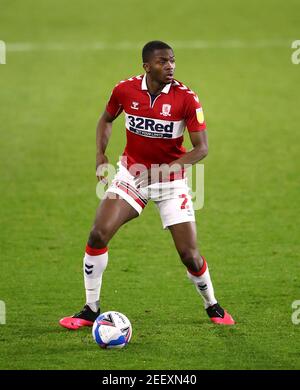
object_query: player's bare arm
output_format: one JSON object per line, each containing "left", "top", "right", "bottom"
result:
{"left": 171, "top": 130, "right": 208, "bottom": 167}
{"left": 135, "top": 131, "right": 208, "bottom": 188}
{"left": 95, "top": 110, "right": 115, "bottom": 182}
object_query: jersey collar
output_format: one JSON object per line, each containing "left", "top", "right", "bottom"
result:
{"left": 141, "top": 74, "right": 172, "bottom": 94}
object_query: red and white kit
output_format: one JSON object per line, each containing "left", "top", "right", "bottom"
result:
{"left": 105, "top": 74, "right": 206, "bottom": 228}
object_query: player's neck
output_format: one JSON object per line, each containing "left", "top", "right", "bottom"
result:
{"left": 145, "top": 74, "right": 167, "bottom": 95}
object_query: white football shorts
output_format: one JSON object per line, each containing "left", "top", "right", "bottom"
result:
{"left": 106, "top": 162, "right": 195, "bottom": 229}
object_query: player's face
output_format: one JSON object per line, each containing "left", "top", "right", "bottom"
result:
{"left": 144, "top": 49, "right": 175, "bottom": 84}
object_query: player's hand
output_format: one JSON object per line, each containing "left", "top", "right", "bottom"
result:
{"left": 96, "top": 155, "right": 109, "bottom": 184}
{"left": 135, "top": 165, "right": 170, "bottom": 188}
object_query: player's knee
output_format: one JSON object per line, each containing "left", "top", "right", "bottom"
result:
{"left": 88, "top": 227, "right": 110, "bottom": 248}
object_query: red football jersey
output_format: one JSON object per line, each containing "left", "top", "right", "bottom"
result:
{"left": 106, "top": 74, "right": 206, "bottom": 174}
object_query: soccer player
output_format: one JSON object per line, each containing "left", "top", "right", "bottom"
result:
{"left": 59, "top": 41, "right": 235, "bottom": 329}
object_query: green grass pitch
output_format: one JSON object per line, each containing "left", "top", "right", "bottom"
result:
{"left": 0, "top": 0, "right": 300, "bottom": 370}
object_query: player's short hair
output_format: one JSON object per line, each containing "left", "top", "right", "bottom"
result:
{"left": 142, "top": 41, "right": 173, "bottom": 63}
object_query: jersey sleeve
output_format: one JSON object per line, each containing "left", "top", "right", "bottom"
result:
{"left": 184, "top": 92, "right": 207, "bottom": 132}
{"left": 106, "top": 83, "right": 123, "bottom": 117}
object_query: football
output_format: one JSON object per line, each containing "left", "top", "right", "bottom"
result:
{"left": 92, "top": 311, "right": 132, "bottom": 349}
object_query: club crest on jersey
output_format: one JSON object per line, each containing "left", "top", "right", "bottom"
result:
{"left": 131, "top": 101, "right": 139, "bottom": 110}
{"left": 160, "top": 104, "right": 171, "bottom": 117}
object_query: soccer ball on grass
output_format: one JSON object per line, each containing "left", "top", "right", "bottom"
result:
{"left": 92, "top": 311, "right": 132, "bottom": 349}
